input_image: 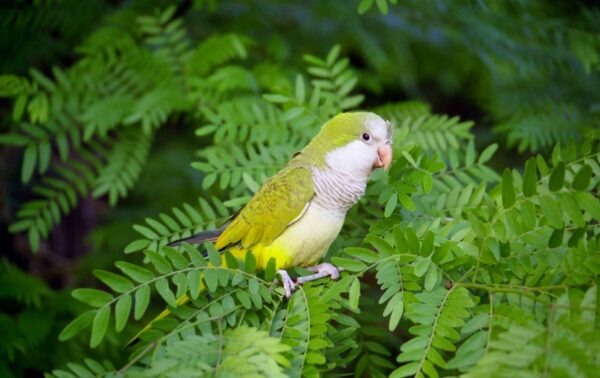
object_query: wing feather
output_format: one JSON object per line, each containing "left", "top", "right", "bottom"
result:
{"left": 215, "top": 166, "right": 314, "bottom": 250}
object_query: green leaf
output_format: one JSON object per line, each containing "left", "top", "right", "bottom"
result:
{"left": 331, "top": 257, "right": 367, "bottom": 272}
{"left": 155, "top": 278, "right": 177, "bottom": 307}
{"left": 115, "top": 261, "right": 154, "bottom": 283}
{"left": 446, "top": 330, "right": 486, "bottom": 370}
{"left": 295, "top": 75, "right": 305, "bottom": 103}
{"left": 366, "top": 234, "right": 395, "bottom": 255}
{"left": 133, "top": 225, "right": 158, "bottom": 239}
{"left": 326, "top": 45, "right": 341, "bottom": 66}
{"left": 465, "top": 140, "right": 475, "bottom": 166}
{"left": 13, "top": 95, "right": 27, "bottom": 121}
{"left": 321, "top": 275, "right": 354, "bottom": 302}
{"left": 263, "top": 94, "right": 289, "bottom": 103}
{"left": 205, "top": 242, "right": 221, "bottom": 266}
{"left": 30, "top": 68, "right": 56, "bottom": 91}
{"left": 59, "top": 310, "right": 95, "bottom": 341}
{"left": 539, "top": 195, "right": 563, "bottom": 229}
{"left": 161, "top": 246, "right": 188, "bottom": 270}
{"left": 93, "top": 270, "right": 134, "bottom": 293}
{"left": 478, "top": 143, "right": 498, "bottom": 164}
{"left": 264, "top": 257, "right": 276, "bottom": 282}
{"left": 349, "top": 277, "right": 361, "bottom": 310}
{"left": 375, "top": 0, "right": 389, "bottom": 14}
{"left": 548, "top": 228, "right": 564, "bottom": 248}
{"left": 390, "top": 362, "right": 419, "bottom": 378}
{"left": 522, "top": 158, "right": 537, "bottom": 197}
{"left": 134, "top": 285, "right": 150, "bottom": 320}
{"left": 22, "top": 143, "right": 37, "bottom": 183}
{"left": 146, "top": 251, "right": 172, "bottom": 274}
{"left": 90, "top": 306, "right": 110, "bottom": 348}
{"left": 424, "top": 265, "right": 438, "bottom": 291}
{"left": 236, "top": 290, "right": 252, "bottom": 309}
{"left": 344, "top": 247, "right": 379, "bottom": 263}
{"left": 28, "top": 228, "right": 39, "bottom": 253}
{"left": 243, "top": 172, "right": 259, "bottom": 192}
{"left": 384, "top": 193, "right": 398, "bottom": 217}
{"left": 413, "top": 257, "right": 430, "bottom": 277}
{"left": 560, "top": 192, "right": 585, "bottom": 228}
{"left": 420, "top": 231, "right": 434, "bottom": 256}
{"left": 244, "top": 251, "right": 256, "bottom": 273}
{"left": 188, "top": 270, "right": 202, "bottom": 299}
{"left": 549, "top": 162, "right": 565, "bottom": 191}
{"left": 204, "top": 269, "right": 219, "bottom": 292}
{"left": 397, "top": 193, "right": 416, "bottom": 211}
{"left": 0, "top": 133, "right": 28, "bottom": 146}
{"left": 385, "top": 292, "right": 404, "bottom": 331}
{"left": 224, "top": 251, "right": 239, "bottom": 268}
{"left": 124, "top": 239, "right": 151, "bottom": 254}
{"left": 248, "top": 278, "right": 259, "bottom": 295}
{"left": 502, "top": 169, "right": 515, "bottom": 208}
{"left": 72, "top": 289, "right": 113, "bottom": 308}
{"left": 115, "top": 295, "right": 131, "bottom": 332}
{"left": 572, "top": 165, "right": 592, "bottom": 190}
{"left": 575, "top": 192, "right": 600, "bottom": 221}
{"left": 358, "top": 0, "right": 374, "bottom": 14}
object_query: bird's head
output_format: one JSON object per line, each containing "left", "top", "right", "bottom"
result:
{"left": 305, "top": 112, "right": 393, "bottom": 176}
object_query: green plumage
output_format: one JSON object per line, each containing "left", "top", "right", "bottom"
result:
{"left": 215, "top": 164, "right": 314, "bottom": 250}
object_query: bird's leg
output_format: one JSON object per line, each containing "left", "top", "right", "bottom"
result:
{"left": 276, "top": 270, "right": 296, "bottom": 298}
{"left": 296, "top": 263, "right": 340, "bottom": 285}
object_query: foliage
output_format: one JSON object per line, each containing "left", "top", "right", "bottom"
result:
{"left": 0, "top": 259, "right": 111, "bottom": 377}
{"left": 44, "top": 34, "right": 599, "bottom": 378}
{"left": 1, "top": 5, "right": 250, "bottom": 252}
{"left": 1, "top": 1, "right": 600, "bottom": 377}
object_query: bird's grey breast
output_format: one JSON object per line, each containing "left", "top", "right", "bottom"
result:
{"left": 311, "top": 167, "right": 367, "bottom": 213}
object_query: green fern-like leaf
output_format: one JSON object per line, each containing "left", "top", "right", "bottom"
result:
{"left": 93, "top": 127, "right": 154, "bottom": 205}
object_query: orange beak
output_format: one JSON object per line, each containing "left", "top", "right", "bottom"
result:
{"left": 373, "top": 143, "right": 393, "bottom": 171}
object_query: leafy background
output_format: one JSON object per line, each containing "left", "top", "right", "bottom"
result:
{"left": 1, "top": 0, "right": 599, "bottom": 377}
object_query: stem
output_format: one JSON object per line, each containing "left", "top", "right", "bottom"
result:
{"left": 296, "top": 286, "right": 311, "bottom": 374}
{"left": 415, "top": 287, "right": 453, "bottom": 376}
{"left": 485, "top": 292, "right": 494, "bottom": 355}
{"left": 214, "top": 319, "right": 224, "bottom": 376}
{"left": 542, "top": 305, "right": 554, "bottom": 378}
{"left": 103, "top": 264, "right": 277, "bottom": 312}
{"left": 119, "top": 341, "right": 156, "bottom": 373}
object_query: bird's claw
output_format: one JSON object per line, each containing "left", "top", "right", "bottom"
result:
{"left": 275, "top": 264, "right": 342, "bottom": 298}
{"left": 276, "top": 270, "right": 296, "bottom": 298}
{"left": 296, "top": 263, "right": 340, "bottom": 285}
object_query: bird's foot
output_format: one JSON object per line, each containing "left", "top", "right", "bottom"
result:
{"left": 296, "top": 263, "right": 340, "bottom": 285}
{"left": 276, "top": 270, "right": 296, "bottom": 298}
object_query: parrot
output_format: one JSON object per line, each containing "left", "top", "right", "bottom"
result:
{"left": 182, "top": 111, "right": 393, "bottom": 296}
{"left": 130, "top": 111, "right": 392, "bottom": 342}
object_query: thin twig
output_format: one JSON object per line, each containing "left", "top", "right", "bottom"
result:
{"left": 119, "top": 341, "right": 157, "bottom": 373}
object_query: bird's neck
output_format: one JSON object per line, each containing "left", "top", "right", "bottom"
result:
{"left": 311, "top": 165, "right": 368, "bottom": 214}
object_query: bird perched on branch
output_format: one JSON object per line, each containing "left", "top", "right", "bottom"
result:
{"left": 180, "top": 111, "right": 393, "bottom": 296}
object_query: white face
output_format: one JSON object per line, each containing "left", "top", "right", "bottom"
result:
{"left": 325, "top": 113, "right": 392, "bottom": 178}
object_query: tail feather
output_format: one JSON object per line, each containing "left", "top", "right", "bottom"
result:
{"left": 168, "top": 207, "right": 243, "bottom": 248}
{"left": 168, "top": 227, "right": 225, "bottom": 247}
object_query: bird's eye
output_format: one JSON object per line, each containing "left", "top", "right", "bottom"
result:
{"left": 361, "top": 133, "right": 371, "bottom": 141}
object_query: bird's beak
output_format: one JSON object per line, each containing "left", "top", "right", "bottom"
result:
{"left": 373, "top": 143, "right": 393, "bottom": 171}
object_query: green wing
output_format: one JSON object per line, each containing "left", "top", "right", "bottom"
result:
{"left": 215, "top": 165, "right": 314, "bottom": 250}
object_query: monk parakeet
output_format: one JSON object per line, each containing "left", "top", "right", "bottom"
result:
{"left": 182, "top": 111, "right": 393, "bottom": 297}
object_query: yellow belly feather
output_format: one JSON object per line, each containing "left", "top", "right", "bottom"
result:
{"left": 230, "top": 202, "right": 344, "bottom": 270}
